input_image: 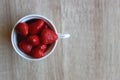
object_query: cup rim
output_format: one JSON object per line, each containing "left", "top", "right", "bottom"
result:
{"left": 11, "top": 14, "right": 58, "bottom": 61}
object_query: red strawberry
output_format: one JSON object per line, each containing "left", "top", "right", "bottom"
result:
{"left": 27, "top": 35, "right": 40, "bottom": 47}
{"left": 31, "top": 47, "right": 45, "bottom": 58}
{"left": 29, "top": 20, "right": 44, "bottom": 35}
{"left": 37, "top": 44, "right": 47, "bottom": 52}
{"left": 18, "top": 40, "right": 32, "bottom": 55}
{"left": 41, "top": 29, "right": 58, "bottom": 44}
{"left": 16, "top": 23, "right": 28, "bottom": 36}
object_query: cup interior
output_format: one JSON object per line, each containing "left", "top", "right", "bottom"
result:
{"left": 11, "top": 14, "right": 58, "bottom": 61}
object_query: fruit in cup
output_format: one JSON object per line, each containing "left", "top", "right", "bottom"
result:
{"left": 27, "top": 35, "right": 40, "bottom": 47}
{"left": 31, "top": 46, "right": 45, "bottom": 58}
{"left": 15, "top": 19, "right": 58, "bottom": 58}
{"left": 18, "top": 40, "right": 32, "bottom": 54}
{"left": 16, "top": 23, "right": 29, "bottom": 36}
{"left": 37, "top": 44, "right": 47, "bottom": 52}
{"left": 29, "top": 20, "right": 44, "bottom": 35}
{"left": 41, "top": 28, "right": 58, "bottom": 44}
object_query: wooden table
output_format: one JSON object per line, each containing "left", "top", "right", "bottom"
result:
{"left": 0, "top": 0, "right": 120, "bottom": 80}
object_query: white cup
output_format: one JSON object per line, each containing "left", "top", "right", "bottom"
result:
{"left": 11, "top": 14, "right": 70, "bottom": 61}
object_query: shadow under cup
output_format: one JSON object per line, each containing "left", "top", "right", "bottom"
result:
{"left": 11, "top": 15, "right": 58, "bottom": 61}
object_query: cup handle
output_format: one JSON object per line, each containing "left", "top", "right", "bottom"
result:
{"left": 57, "top": 33, "right": 70, "bottom": 39}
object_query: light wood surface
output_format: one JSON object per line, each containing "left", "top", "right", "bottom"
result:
{"left": 0, "top": 0, "right": 120, "bottom": 80}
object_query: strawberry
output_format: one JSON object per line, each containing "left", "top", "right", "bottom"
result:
{"left": 29, "top": 19, "right": 44, "bottom": 35}
{"left": 18, "top": 40, "right": 32, "bottom": 55}
{"left": 31, "top": 47, "right": 45, "bottom": 58}
{"left": 37, "top": 44, "right": 47, "bottom": 52}
{"left": 41, "top": 29, "right": 58, "bottom": 44}
{"left": 16, "top": 23, "right": 28, "bottom": 36}
{"left": 27, "top": 35, "right": 40, "bottom": 47}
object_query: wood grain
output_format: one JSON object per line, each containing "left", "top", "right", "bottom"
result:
{"left": 0, "top": 0, "right": 120, "bottom": 80}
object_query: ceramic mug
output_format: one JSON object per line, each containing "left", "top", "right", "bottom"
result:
{"left": 11, "top": 14, "right": 70, "bottom": 61}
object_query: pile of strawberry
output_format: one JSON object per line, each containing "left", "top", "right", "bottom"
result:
{"left": 15, "top": 19, "right": 58, "bottom": 58}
